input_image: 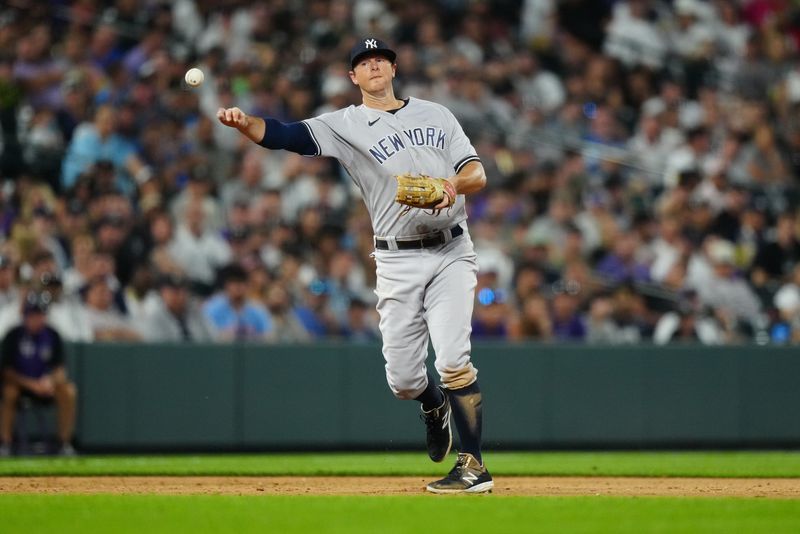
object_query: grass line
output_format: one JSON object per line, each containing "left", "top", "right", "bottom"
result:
{"left": 2, "top": 451, "right": 800, "bottom": 477}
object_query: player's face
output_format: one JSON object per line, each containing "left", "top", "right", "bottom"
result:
{"left": 24, "top": 311, "right": 47, "bottom": 333}
{"left": 349, "top": 54, "right": 395, "bottom": 91}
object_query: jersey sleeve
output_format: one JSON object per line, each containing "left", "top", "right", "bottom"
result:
{"left": 302, "top": 112, "right": 354, "bottom": 167}
{"left": 258, "top": 119, "right": 318, "bottom": 156}
{"left": 443, "top": 107, "right": 481, "bottom": 174}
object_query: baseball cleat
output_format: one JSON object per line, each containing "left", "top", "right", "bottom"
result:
{"left": 426, "top": 452, "right": 494, "bottom": 494}
{"left": 420, "top": 387, "right": 452, "bottom": 463}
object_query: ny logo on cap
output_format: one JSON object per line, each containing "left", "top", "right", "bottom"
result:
{"left": 365, "top": 39, "right": 378, "bottom": 49}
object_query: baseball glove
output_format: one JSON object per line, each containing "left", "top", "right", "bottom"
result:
{"left": 394, "top": 173, "right": 457, "bottom": 215}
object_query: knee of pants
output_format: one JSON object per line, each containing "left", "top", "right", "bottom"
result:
{"left": 386, "top": 373, "right": 427, "bottom": 401}
{"left": 2, "top": 382, "right": 20, "bottom": 403}
{"left": 436, "top": 362, "right": 478, "bottom": 390}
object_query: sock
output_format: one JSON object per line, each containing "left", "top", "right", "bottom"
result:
{"left": 414, "top": 373, "right": 445, "bottom": 411}
{"left": 448, "top": 380, "right": 483, "bottom": 463}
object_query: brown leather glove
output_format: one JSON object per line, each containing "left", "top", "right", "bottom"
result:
{"left": 394, "top": 173, "right": 456, "bottom": 215}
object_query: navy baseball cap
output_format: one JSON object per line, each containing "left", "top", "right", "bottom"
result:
{"left": 349, "top": 37, "right": 396, "bottom": 69}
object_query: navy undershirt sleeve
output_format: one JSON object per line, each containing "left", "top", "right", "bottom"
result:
{"left": 257, "top": 118, "right": 318, "bottom": 156}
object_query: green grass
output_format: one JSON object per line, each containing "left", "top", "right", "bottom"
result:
{"left": 2, "top": 452, "right": 798, "bottom": 533}
{"left": 0, "top": 494, "right": 798, "bottom": 534}
{"left": 2, "top": 451, "right": 800, "bottom": 477}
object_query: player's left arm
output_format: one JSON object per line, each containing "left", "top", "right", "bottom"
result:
{"left": 438, "top": 104, "right": 486, "bottom": 209}
{"left": 436, "top": 161, "right": 486, "bottom": 210}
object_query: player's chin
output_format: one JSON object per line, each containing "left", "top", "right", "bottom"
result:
{"left": 367, "top": 78, "right": 389, "bottom": 90}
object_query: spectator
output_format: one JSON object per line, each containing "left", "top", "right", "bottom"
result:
{"left": 220, "top": 146, "right": 269, "bottom": 213}
{"left": 743, "top": 124, "right": 791, "bottom": 186}
{"left": 0, "top": 251, "right": 70, "bottom": 338}
{"left": 142, "top": 273, "right": 214, "bottom": 342}
{"left": 693, "top": 238, "right": 762, "bottom": 335}
{"left": 0, "top": 293, "right": 77, "bottom": 456}
{"left": 772, "top": 264, "right": 800, "bottom": 344}
{"left": 626, "top": 100, "right": 684, "bottom": 188}
{"left": 0, "top": 255, "right": 18, "bottom": 309}
{"left": 0, "top": 0, "right": 798, "bottom": 346}
{"left": 604, "top": 0, "right": 668, "bottom": 69}
{"left": 60, "top": 105, "right": 150, "bottom": 193}
{"left": 508, "top": 293, "right": 553, "bottom": 340}
{"left": 471, "top": 287, "right": 511, "bottom": 339}
{"left": 12, "top": 24, "right": 65, "bottom": 110}
{"left": 123, "top": 264, "right": 160, "bottom": 324}
{"left": 653, "top": 289, "right": 727, "bottom": 345}
{"left": 263, "top": 284, "right": 312, "bottom": 343}
{"left": 203, "top": 264, "right": 272, "bottom": 341}
{"left": 751, "top": 213, "right": 800, "bottom": 290}
{"left": 295, "top": 279, "right": 340, "bottom": 339}
{"left": 82, "top": 276, "right": 141, "bottom": 341}
{"left": 62, "top": 233, "right": 96, "bottom": 296}
{"left": 170, "top": 170, "right": 224, "bottom": 233}
{"left": 168, "top": 199, "right": 232, "bottom": 294}
{"left": 550, "top": 291, "right": 586, "bottom": 341}
{"left": 586, "top": 285, "right": 650, "bottom": 344}
{"left": 594, "top": 232, "right": 651, "bottom": 285}
{"left": 41, "top": 272, "right": 94, "bottom": 343}
{"left": 340, "top": 298, "right": 380, "bottom": 343}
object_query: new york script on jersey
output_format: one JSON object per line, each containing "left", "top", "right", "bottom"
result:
{"left": 368, "top": 127, "right": 447, "bottom": 164}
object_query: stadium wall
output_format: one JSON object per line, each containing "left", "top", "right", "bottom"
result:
{"left": 64, "top": 343, "right": 800, "bottom": 451}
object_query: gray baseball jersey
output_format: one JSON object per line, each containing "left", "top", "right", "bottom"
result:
{"left": 303, "top": 97, "right": 480, "bottom": 238}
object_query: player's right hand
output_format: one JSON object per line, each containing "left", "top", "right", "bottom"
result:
{"left": 216, "top": 107, "right": 249, "bottom": 129}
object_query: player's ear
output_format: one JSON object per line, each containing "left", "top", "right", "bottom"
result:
{"left": 349, "top": 70, "right": 358, "bottom": 85}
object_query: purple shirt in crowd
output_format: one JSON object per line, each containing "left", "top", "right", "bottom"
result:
{"left": 552, "top": 315, "right": 587, "bottom": 341}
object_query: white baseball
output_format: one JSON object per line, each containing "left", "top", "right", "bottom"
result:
{"left": 185, "top": 67, "right": 204, "bottom": 87}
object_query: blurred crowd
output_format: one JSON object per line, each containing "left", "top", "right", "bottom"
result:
{"left": 0, "top": 0, "right": 798, "bottom": 345}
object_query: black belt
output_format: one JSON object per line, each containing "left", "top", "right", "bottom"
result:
{"left": 375, "top": 224, "right": 463, "bottom": 250}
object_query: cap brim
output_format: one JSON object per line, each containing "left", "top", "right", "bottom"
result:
{"left": 351, "top": 49, "right": 396, "bottom": 69}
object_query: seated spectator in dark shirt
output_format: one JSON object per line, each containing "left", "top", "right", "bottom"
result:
{"left": 550, "top": 291, "right": 586, "bottom": 341}
{"left": 586, "top": 286, "right": 651, "bottom": 344}
{"left": 340, "top": 298, "right": 380, "bottom": 343}
{"left": 594, "top": 233, "right": 650, "bottom": 285}
{"left": 710, "top": 185, "right": 749, "bottom": 243}
{"left": 295, "top": 280, "right": 339, "bottom": 339}
{"left": 752, "top": 213, "right": 800, "bottom": 288}
{"left": 0, "top": 293, "right": 77, "bottom": 456}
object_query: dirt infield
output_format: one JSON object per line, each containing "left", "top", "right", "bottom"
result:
{"left": 1, "top": 476, "right": 799, "bottom": 498}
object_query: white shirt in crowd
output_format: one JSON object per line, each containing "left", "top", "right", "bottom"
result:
{"left": 168, "top": 224, "right": 232, "bottom": 286}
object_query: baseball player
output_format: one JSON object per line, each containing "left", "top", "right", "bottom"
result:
{"left": 217, "top": 37, "right": 492, "bottom": 494}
